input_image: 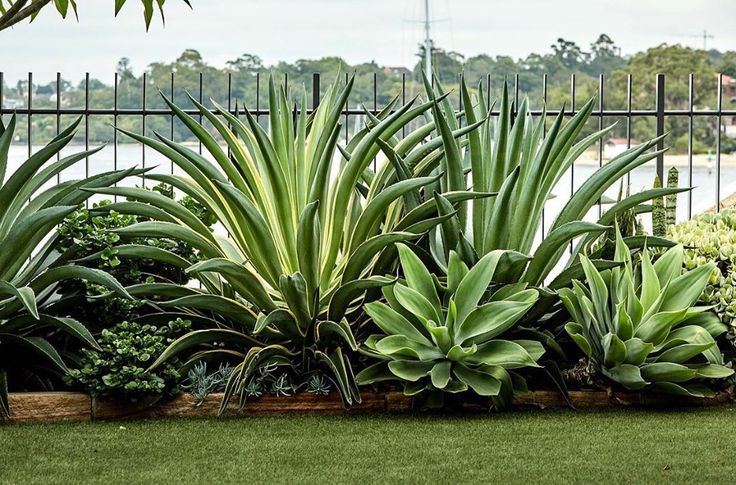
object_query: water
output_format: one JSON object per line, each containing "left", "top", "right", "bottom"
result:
{"left": 11, "top": 144, "right": 730, "bottom": 214}
{"left": 8, "top": 143, "right": 736, "bottom": 274}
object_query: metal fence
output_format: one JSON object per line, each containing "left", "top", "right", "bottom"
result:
{"left": 1, "top": 71, "right": 736, "bottom": 221}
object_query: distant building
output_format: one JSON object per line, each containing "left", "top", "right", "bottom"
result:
{"left": 724, "top": 74, "right": 736, "bottom": 102}
{"left": 1, "top": 98, "right": 24, "bottom": 109}
{"left": 383, "top": 66, "right": 412, "bottom": 77}
{"left": 604, "top": 138, "right": 639, "bottom": 159}
{"left": 722, "top": 74, "right": 736, "bottom": 139}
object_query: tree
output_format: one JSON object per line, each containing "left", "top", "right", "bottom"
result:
{"left": 586, "top": 34, "right": 626, "bottom": 76}
{"left": 0, "top": 0, "right": 192, "bottom": 32}
{"left": 116, "top": 58, "right": 136, "bottom": 81}
{"left": 226, "top": 54, "right": 264, "bottom": 74}
{"left": 616, "top": 44, "right": 715, "bottom": 108}
{"left": 174, "top": 49, "right": 206, "bottom": 71}
{"left": 551, "top": 38, "right": 589, "bottom": 70}
{"left": 462, "top": 54, "right": 494, "bottom": 87}
{"left": 604, "top": 44, "right": 718, "bottom": 152}
{"left": 77, "top": 78, "right": 107, "bottom": 91}
{"left": 15, "top": 79, "right": 27, "bottom": 97}
{"left": 719, "top": 51, "right": 736, "bottom": 77}
{"left": 413, "top": 44, "right": 464, "bottom": 85}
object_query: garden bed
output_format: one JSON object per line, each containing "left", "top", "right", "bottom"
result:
{"left": 3, "top": 389, "right": 731, "bottom": 424}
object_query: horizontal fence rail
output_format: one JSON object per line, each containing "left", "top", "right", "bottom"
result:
{"left": 1, "top": 71, "right": 735, "bottom": 221}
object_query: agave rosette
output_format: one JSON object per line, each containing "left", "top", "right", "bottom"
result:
{"left": 357, "top": 244, "right": 543, "bottom": 407}
{"left": 560, "top": 232, "right": 733, "bottom": 397}
{"left": 418, "top": 76, "right": 686, "bottom": 289}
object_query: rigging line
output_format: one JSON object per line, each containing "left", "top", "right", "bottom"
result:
{"left": 444, "top": 0, "right": 455, "bottom": 57}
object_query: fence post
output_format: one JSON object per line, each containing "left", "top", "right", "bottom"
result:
{"left": 716, "top": 73, "right": 723, "bottom": 212}
{"left": 655, "top": 73, "right": 665, "bottom": 182}
{"left": 312, "top": 73, "right": 320, "bottom": 111}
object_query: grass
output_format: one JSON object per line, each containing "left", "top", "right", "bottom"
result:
{"left": 2, "top": 408, "right": 736, "bottom": 484}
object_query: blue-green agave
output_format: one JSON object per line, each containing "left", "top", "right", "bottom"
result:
{"left": 357, "top": 244, "right": 543, "bottom": 408}
{"left": 560, "top": 233, "right": 733, "bottom": 397}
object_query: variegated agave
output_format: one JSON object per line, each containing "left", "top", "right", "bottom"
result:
{"left": 0, "top": 116, "right": 134, "bottom": 417}
{"left": 109, "top": 76, "right": 473, "bottom": 409}
{"left": 357, "top": 244, "right": 543, "bottom": 408}
{"left": 417, "top": 76, "right": 682, "bottom": 289}
{"left": 560, "top": 232, "right": 733, "bottom": 397}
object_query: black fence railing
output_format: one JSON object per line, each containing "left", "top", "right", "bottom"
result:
{"left": 2, "top": 71, "right": 736, "bottom": 220}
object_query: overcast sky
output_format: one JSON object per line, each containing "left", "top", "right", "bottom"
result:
{"left": 2, "top": 0, "right": 735, "bottom": 84}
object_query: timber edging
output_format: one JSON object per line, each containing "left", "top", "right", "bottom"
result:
{"left": 1, "top": 389, "right": 730, "bottom": 424}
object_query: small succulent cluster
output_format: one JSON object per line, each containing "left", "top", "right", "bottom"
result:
{"left": 668, "top": 209, "right": 736, "bottom": 344}
{"left": 305, "top": 374, "right": 332, "bottom": 396}
{"left": 237, "top": 366, "right": 332, "bottom": 400}
{"left": 66, "top": 318, "right": 192, "bottom": 398}
{"left": 182, "top": 362, "right": 234, "bottom": 405}
{"left": 243, "top": 365, "right": 292, "bottom": 398}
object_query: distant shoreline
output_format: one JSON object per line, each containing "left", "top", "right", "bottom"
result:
{"left": 8, "top": 144, "right": 736, "bottom": 167}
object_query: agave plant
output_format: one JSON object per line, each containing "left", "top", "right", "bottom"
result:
{"left": 357, "top": 244, "right": 543, "bottom": 408}
{"left": 0, "top": 115, "right": 135, "bottom": 417}
{"left": 560, "top": 232, "right": 733, "bottom": 397}
{"left": 406, "top": 76, "right": 686, "bottom": 288}
{"left": 94, "top": 76, "right": 478, "bottom": 409}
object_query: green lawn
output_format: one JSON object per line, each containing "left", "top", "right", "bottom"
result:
{"left": 2, "top": 408, "right": 735, "bottom": 484}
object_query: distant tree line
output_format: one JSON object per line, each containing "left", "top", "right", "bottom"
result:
{"left": 3, "top": 34, "right": 736, "bottom": 153}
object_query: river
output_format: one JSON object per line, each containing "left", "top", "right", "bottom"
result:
{"left": 8, "top": 143, "right": 736, "bottom": 231}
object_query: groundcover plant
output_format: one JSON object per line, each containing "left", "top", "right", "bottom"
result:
{"left": 668, "top": 209, "right": 736, "bottom": 347}
{"left": 0, "top": 116, "right": 135, "bottom": 416}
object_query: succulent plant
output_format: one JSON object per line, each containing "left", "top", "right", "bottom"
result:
{"left": 560, "top": 232, "right": 733, "bottom": 397}
{"left": 357, "top": 244, "right": 542, "bottom": 408}
{"left": 668, "top": 209, "right": 736, "bottom": 346}
{"left": 182, "top": 362, "right": 233, "bottom": 405}
{"left": 666, "top": 167, "right": 679, "bottom": 226}
{"left": 305, "top": 374, "right": 331, "bottom": 396}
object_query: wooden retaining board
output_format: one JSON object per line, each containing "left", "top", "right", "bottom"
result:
{"left": 5, "top": 392, "right": 91, "bottom": 423}
{"left": 1, "top": 389, "right": 730, "bottom": 424}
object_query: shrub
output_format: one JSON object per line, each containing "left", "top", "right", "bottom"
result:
{"left": 66, "top": 318, "right": 192, "bottom": 398}
{"left": 668, "top": 209, "right": 736, "bottom": 346}
{"left": 57, "top": 199, "right": 195, "bottom": 286}
{"left": 55, "top": 185, "right": 210, "bottom": 325}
